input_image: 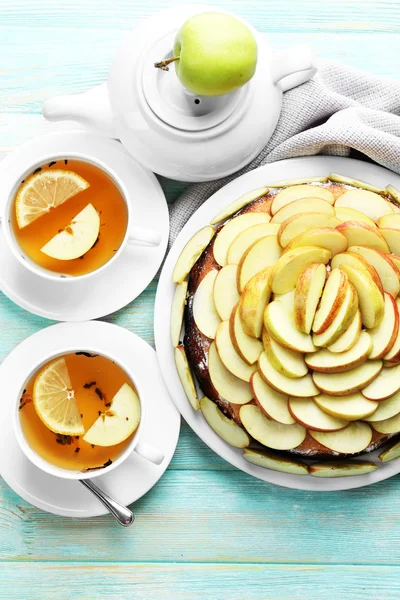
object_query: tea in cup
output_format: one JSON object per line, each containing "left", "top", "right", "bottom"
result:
{"left": 6, "top": 156, "right": 161, "bottom": 280}
{"left": 15, "top": 349, "right": 164, "bottom": 478}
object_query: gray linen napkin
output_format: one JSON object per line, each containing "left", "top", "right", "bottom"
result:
{"left": 169, "top": 59, "right": 400, "bottom": 247}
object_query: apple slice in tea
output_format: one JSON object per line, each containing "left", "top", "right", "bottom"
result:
{"left": 41, "top": 203, "right": 100, "bottom": 261}
{"left": 83, "top": 383, "right": 141, "bottom": 446}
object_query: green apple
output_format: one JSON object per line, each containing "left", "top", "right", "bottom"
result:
{"left": 156, "top": 12, "right": 258, "bottom": 96}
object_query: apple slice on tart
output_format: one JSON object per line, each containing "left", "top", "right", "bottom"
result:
{"left": 294, "top": 263, "right": 327, "bottom": 334}
{"left": 213, "top": 212, "right": 270, "bottom": 267}
{"left": 251, "top": 371, "right": 295, "bottom": 425}
{"left": 334, "top": 188, "right": 393, "bottom": 222}
{"left": 213, "top": 264, "right": 241, "bottom": 321}
{"left": 271, "top": 197, "right": 335, "bottom": 224}
{"left": 271, "top": 184, "right": 335, "bottom": 214}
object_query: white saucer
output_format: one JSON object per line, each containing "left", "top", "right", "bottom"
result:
{"left": 0, "top": 320, "right": 180, "bottom": 517}
{"left": 155, "top": 156, "right": 400, "bottom": 492}
{"left": 0, "top": 131, "right": 169, "bottom": 321}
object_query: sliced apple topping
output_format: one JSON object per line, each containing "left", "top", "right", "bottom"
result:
{"left": 379, "top": 439, "right": 400, "bottom": 463}
{"left": 384, "top": 298, "right": 400, "bottom": 362}
{"left": 339, "top": 265, "right": 384, "bottom": 329}
{"left": 334, "top": 206, "right": 377, "bottom": 228}
{"left": 312, "top": 360, "right": 382, "bottom": 396}
{"left": 210, "top": 187, "right": 270, "bottom": 225}
{"left": 262, "top": 330, "right": 308, "bottom": 378}
{"left": 238, "top": 267, "right": 271, "bottom": 338}
{"left": 258, "top": 352, "right": 319, "bottom": 398}
{"left": 264, "top": 301, "right": 316, "bottom": 353}
{"left": 367, "top": 293, "right": 399, "bottom": 359}
{"left": 364, "top": 390, "right": 400, "bottom": 422}
{"left": 226, "top": 222, "right": 280, "bottom": 265}
{"left": 237, "top": 235, "right": 282, "bottom": 292}
{"left": 251, "top": 371, "right": 295, "bottom": 424}
{"left": 310, "top": 460, "right": 377, "bottom": 478}
{"left": 334, "top": 189, "right": 393, "bottom": 222}
{"left": 230, "top": 305, "right": 263, "bottom": 365}
{"left": 170, "top": 280, "right": 188, "bottom": 348}
{"left": 199, "top": 397, "right": 250, "bottom": 448}
{"left": 309, "top": 421, "right": 373, "bottom": 454}
{"left": 271, "top": 197, "right": 335, "bottom": 224}
{"left": 213, "top": 264, "right": 240, "bottom": 321}
{"left": 193, "top": 270, "right": 221, "bottom": 339}
{"left": 348, "top": 246, "right": 400, "bottom": 298}
{"left": 271, "top": 184, "right": 335, "bottom": 215}
{"left": 288, "top": 397, "right": 349, "bottom": 432}
{"left": 270, "top": 246, "right": 331, "bottom": 295}
{"left": 361, "top": 364, "right": 400, "bottom": 401}
{"left": 312, "top": 284, "right": 358, "bottom": 348}
{"left": 215, "top": 321, "right": 256, "bottom": 382}
{"left": 385, "top": 185, "right": 400, "bottom": 204}
{"left": 213, "top": 213, "right": 270, "bottom": 267}
{"left": 208, "top": 342, "right": 253, "bottom": 405}
{"left": 336, "top": 221, "right": 389, "bottom": 253}
{"left": 329, "top": 173, "right": 384, "bottom": 194}
{"left": 328, "top": 310, "right": 361, "bottom": 353}
{"left": 370, "top": 411, "right": 400, "bottom": 434}
{"left": 41, "top": 204, "right": 100, "bottom": 260}
{"left": 243, "top": 447, "right": 309, "bottom": 475}
{"left": 315, "top": 393, "right": 378, "bottom": 421}
{"left": 377, "top": 213, "right": 400, "bottom": 230}
{"left": 294, "top": 263, "right": 326, "bottom": 334}
{"left": 240, "top": 404, "right": 306, "bottom": 450}
{"left": 278, "top": 213, "right": 340, "bottom": 248}
{"left": 306, "top": 331, "right": 372, "bottom": 374}
{"left": 174, "top": 346, "right": 200, "bottom": 411}
{"left": 268, "top": 176, "right": 328, "bottom": 189}
{"left": 312, "top": 268, "right": 348, "bottom": 335}
{"left": 379, "top": 228, "right": 400, "bottom": 256}
{"left": 172, "top": 226, "right": 214, "bottom": 284}
{"left": 83, "top": 383, "right": 141, "bottom": 447}
{"left": 331, "top": 252, "right": 384, "bottom": 294}
{"left": 285, "top": 227, "right": 347, "bottom": 257}
{"left": 273, "top": 290, "right": 296, "bottom": 310}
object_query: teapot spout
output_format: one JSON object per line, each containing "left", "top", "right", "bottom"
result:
{"left": 42, "top": 83, "right": 116, "bottom": 138}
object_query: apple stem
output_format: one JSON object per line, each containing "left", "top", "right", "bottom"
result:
{"left": 154, "top": 56, "right": 180, "bottom": 71}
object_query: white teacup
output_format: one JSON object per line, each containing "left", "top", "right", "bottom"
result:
{"left": 13, "top": 347, "right": 164, "bottom": 480}
{"left": 2, "top": 153, "right": 162, "bottom": 282}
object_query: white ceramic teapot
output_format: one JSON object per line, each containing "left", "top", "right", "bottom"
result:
{"left": 42, "top": 5, "right": 317, "bottom": 182}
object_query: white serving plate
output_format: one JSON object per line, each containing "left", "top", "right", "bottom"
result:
{"left": 155, "top": 156, "right": 400, "bottom": 492}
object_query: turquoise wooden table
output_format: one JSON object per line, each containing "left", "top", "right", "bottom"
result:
{"left": 1, "top": 1, "right": 400, "bottom": 598}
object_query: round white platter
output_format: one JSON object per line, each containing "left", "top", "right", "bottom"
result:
{"left": 155, "top": 155, "right": 400, "bottom": 491}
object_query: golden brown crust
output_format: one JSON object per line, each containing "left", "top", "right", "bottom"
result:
{"left": 183, "top": 182, "right": 400, "bottom": 459}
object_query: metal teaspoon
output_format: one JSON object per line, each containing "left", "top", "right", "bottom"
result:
{"left": 80, "top": 479, "right": 134, "bottom": 526}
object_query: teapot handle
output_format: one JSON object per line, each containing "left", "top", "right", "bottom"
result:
{"left": 271, "top": 45, "right": 317, "bottom": 92}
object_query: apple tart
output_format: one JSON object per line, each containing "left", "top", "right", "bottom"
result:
{"left": 171, "top": 174, "right": 400, "bottom": 477}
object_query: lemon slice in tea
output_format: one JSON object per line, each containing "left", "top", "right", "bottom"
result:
{"left": 15, "top": 169, "right": 90, "bottom": 229}
{"left": 33, "top": 357, "right": 84, "bottom": 436}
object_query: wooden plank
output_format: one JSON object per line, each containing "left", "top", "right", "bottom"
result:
{"left": 0, "top": 279, "right": 158, "bottom": 358}
{"left": 1, "top": 30, "right": 400, "bottom": 115}
{"left": 1, "top": 0, "right": 399, "bottom": 33}
{"left": 0, "top": 563, "right": 400, "bottom": 599}
{"left": 2, "top": 468, "right": 400, "bottom": 563}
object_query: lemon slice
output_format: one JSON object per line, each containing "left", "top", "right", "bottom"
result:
{"left": 15, "top": 169, "right": 90, "bottom": 229}
{"left": 33, "top": 357, "right": 84, "bottom": 436}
